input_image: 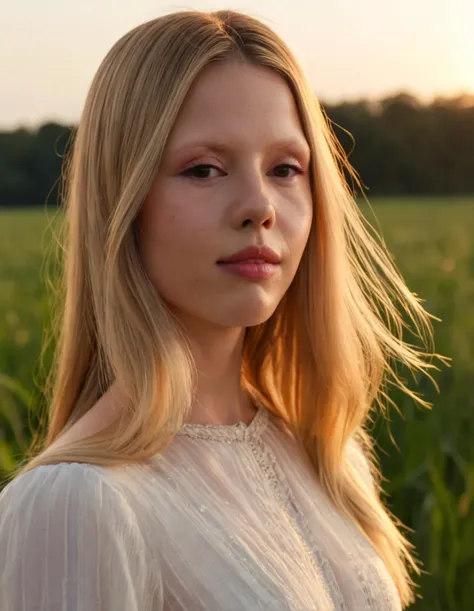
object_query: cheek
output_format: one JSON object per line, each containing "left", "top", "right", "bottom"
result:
{"left": 168, "top": 180, "right": 222, "bottom": 228}
{"left": 137, "top": 188, "right": 218, "bottom": 292}
{"left": 140, "top": 186, "right": 211, "bottom": 253}
{"left": 285, "top": 196, "right": 313, "bottom": 250}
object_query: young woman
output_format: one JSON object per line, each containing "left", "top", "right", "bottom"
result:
{"left": 0, "top": 9, "right": 445, "bottom": 611}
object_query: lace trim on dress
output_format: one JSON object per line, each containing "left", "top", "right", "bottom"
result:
{"left": 317, "top": 484, "right": 399, "bottom": 610}
{"left": 346, "top": 545, "right": 400, "bottom": 610}
{"left": 248, "top": 436, "right": 346, "bottom": 611}
{"left": 175, "top": 400, "right": 269, "bottom": 442}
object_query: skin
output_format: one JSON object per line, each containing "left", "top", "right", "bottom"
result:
{"left": 136, "top": 60, "right": 313, "bottom": 425}
{"left": 49, "top": 59, "right": 313, "bottom": 451}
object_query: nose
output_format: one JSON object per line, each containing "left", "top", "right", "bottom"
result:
{"left": 231, "top": 172, "right": 276, "bottom": 230}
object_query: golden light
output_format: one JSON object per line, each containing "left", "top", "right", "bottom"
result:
{"left": 455, "top": 9, "right": 474, "bottom": 95}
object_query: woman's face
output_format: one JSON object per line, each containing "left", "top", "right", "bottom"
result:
{"left": 137, "top": 60, "right": 313, "bottom": 330}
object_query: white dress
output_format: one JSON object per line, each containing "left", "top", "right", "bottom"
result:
{"left": 0, "top": 402, "right": 402, "bottom": 611}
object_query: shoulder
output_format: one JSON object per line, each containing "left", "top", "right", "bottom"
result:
{"left": 0, "top": 464, "right": 163, "bottom": 609}
{"left": 0, "top": 461, "right": 153, "bottom": 572}
{"left": 0, "top": 461, "right": 139, "bottom": 540}
{"left": 1, "top": 461, "right": 110, "bottom": 511}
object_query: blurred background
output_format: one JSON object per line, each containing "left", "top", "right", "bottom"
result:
{"left": 0, "top": 1, "right": 473, "bottom": 609}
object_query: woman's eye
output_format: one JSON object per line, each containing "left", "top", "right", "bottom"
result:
{"left": 181, "top": 164, "right": 222, "bottom": 179}
{"left": 272, "top": 164, "right": 304, "bottom": 178}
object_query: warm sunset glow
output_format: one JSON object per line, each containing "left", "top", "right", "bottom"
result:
{"left": 458, "top": 24, "right": 474, "bottom": 94}
{"left": 2, "top": 0, "right": 474, "bottom": 127}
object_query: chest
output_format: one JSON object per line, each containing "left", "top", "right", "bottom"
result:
{"left": 139, "top": 441, "right": 401, "bottom": 611}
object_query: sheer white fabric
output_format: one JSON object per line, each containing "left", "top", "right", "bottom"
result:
{"left": 0, "top": 403, "right": 402, "bottom": 610}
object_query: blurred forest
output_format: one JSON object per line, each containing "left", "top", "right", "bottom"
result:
{"left": 1, "top": 91, "right": 474, "bottom": 207}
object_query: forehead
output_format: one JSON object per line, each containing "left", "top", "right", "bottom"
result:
{"left": 166, "top": 61, "right": 308, "bottom": 152}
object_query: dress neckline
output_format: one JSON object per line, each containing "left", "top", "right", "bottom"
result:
{"left": 176, "top": 399, "right": 269, "bottom": 442}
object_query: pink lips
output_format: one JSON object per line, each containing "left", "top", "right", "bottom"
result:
{"left": 217, "top": 260, "right": 279, "bottom": 279}
{"left": 217, "top": 245, "right": 281, "bottom": 265}
{"left": 217, "top": 245, "right": 281, "bottom": 280}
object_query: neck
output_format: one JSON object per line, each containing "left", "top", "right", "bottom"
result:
{"left": 178, "top": 320, "right": 256, "bottom": 426}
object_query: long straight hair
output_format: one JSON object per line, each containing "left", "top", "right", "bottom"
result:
{"left": 13, "top": 10, "right": 447, "bottom": 607}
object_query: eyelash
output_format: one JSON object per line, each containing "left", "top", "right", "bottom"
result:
{"left": 181, "top": 163, "right": 304, "bottom": 180}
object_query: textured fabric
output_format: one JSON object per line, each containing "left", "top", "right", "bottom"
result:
{"left": 0, "top": 402, "right": 402, "bottom": 610}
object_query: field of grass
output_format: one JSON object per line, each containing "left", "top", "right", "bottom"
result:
{"left": 0, "top": 198, "right": 473, "bottom": 610}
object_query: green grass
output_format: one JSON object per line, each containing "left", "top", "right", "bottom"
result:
{"left": 358, "top": 197, "right": 474, "bottom": 609}
{"left": 0, "top": 208, "right": 61, "bottom": 471}
{"left": 1, "top": 198, "right": 473, "bottom": 610}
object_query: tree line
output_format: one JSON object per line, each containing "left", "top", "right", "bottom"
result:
{"left": 1, "top": 91, "right": 473, "bottom": 207}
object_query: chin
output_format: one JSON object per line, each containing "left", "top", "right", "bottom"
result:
{"left": 216, "top": 303, "right": 279, "bottom": 328}
{"left": 220, "top": 289, "right": 283, "bottom": 326}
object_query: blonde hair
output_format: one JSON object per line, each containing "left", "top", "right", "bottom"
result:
{"left": 13, "top": 9, "right": 447, "bottom": 607}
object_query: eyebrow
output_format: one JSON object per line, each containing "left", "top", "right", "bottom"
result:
{"left": 170, "top": 137, "right": 311, "bottom": 159}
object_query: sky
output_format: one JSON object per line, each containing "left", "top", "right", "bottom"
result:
{"left": 1, "top": 0, "right": 473, "bottom": 129}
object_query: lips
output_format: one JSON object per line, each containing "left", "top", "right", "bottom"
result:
{"left": 217, "top": 245, "right": 281, "bottom": 264}
{"left": 217, "top": 259, "right": 279, "bottom": 279}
